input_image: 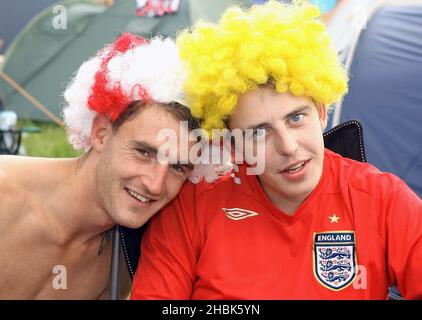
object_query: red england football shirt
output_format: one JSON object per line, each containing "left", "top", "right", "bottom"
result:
{"left": 131, "top": 149, "right": 422, "bottom": 299}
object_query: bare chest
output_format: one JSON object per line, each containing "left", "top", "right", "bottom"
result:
{"left": 0, "top": 236, "right": 112, "bottom": 299}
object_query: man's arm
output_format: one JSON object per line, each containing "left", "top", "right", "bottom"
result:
{"left": 384, "top": 176, "right": 422, "bottom": 299}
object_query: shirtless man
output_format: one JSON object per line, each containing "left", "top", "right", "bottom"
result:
{"left": 0, "top": 33, "right": 197, "bottom": 299}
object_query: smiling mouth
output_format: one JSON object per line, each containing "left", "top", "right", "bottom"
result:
{"left": 125, "top": 187, "right": 152, "bottom": 203}
{"left": 283, "top": 161, "right": 307, "bottom": 173}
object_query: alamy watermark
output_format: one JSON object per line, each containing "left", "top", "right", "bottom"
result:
{"left": 52, "top": 5, "right": 67, "bottom": 30}
{"left": 52, "top": 265, "right": 67, "bottom": 290}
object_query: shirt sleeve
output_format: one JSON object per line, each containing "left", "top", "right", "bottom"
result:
{"left": 130, "top": 183, "right": 200, "bottom": 299}
{"left": 384, "top": 175, "right": 422, "bottom": 299}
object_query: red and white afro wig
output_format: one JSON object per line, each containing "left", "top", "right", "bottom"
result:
{"left": 63, "top": 33, "right": 187, "bottom": 151}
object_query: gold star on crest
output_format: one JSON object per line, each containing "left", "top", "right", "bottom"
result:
{"left": 329, "top": 214, "right": 340, "bottom": 223}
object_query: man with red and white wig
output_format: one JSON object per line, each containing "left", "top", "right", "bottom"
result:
{"left": 0, "top": 33, "right": 199, "bottom": 299}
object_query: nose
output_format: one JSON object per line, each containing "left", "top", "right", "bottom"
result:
{"left": 142, "top": 163, "right": 169, "bottom": 196}
{"left": 274, "top": 127, "right": 298, "bottom": 156}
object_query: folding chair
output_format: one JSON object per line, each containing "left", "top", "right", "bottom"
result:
{"left": 0, "top": 110, "right": 41, "bottom": 155}
{"left": 0, "top": 129, "right": 23, "bottom": 154}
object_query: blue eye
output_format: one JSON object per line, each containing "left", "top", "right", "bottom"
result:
{"left": 290, "top": 113, "right": 304, "bottom": 123}
{"left": 254, "top": 128, "right": 266, "bottom": 137}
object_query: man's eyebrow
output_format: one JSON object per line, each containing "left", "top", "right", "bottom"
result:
{"left": 283, "top": 105, "right": 311, "bottom": 120}
{"left": 249, "top": 121, "right": 271, "bottom": 131}
{"left": 130, "top": 141, "right": 158, "bottom": 155}
{"left": 247, "top": 105, "right": 312, "bottom": 130}
{"left": 131, "top": 140, "right": 194, "bottom": 170}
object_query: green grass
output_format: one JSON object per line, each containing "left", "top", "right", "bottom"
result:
{"left": 17, "top": 119, "right": 83, "bottom": 158}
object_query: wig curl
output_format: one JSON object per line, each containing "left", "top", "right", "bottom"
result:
{"left": 63, "top": 33, "right": 187, "bottom": 151}
{"left": 177, "top": 1, "right": 348, "bottom": 136}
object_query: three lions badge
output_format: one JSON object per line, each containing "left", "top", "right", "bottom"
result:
{"left": 313, "top": 231, "right": 357, "bottom": 291}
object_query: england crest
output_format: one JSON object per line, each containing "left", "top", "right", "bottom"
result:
{"left": 313, "top": 231, "right": 357, "bottom": 291}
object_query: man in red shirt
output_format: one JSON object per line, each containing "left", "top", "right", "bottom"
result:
{"left": 131, "top": 2, "right": 422, "bottom": 299}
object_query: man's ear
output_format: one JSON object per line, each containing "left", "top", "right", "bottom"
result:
{"left": 318, "top": 103, "right": 328, "bottom": 131}
{"left": 91, "top": 114, "right": 113, "bottom": 152}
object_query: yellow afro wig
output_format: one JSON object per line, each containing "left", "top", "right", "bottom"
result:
{"left": 177, "top": 1, "right": 348, "bottom": 136}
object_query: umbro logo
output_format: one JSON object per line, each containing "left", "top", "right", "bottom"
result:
{"left": 222, "top": 208, "right": 259, "bottom": 221}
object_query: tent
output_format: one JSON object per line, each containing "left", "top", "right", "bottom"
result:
{"left": 0, "top": 0, "right": 253, "bottom": 121}
{"left": 0, "top": 0, "right": 57, "bottom": 54}
{"left": 328, "top": 0, "right": 422, "bottom": 198}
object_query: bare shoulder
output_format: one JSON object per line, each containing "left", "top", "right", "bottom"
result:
{"left": 0, "top": 155, "right": 40, "bottom": 183}
{"left": 0, "top": 155, "right": 70, "bottom": 188}
{"left": 0, "top": 155, "right": 62, "bottom": 224}
{"left": 0, "top": 155, "right": 21, "bottom": 183}
{"left": 0, "top": 156, "right": 30, "bottom": 221}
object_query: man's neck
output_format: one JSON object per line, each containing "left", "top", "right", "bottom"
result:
{"left": 257, "top": 179, "right": 309, "bottom": 216}
{"left": 269, "top": 197, "right": 304, "bottom": 216}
